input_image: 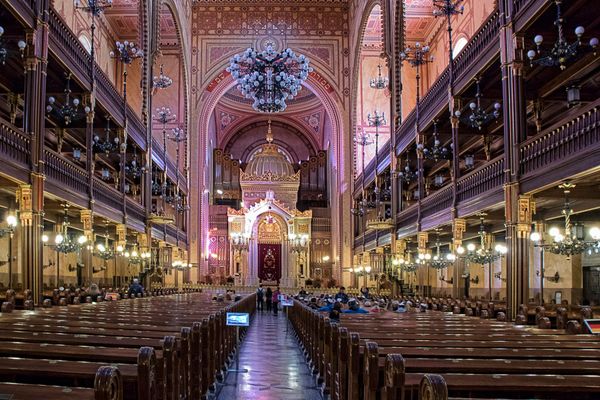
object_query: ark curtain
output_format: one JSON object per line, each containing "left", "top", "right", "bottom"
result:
{"left": 258, "top": 243, "right": 282, "bottom": 281}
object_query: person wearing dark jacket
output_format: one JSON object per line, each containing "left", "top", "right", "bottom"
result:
{"left": 128, "top": 278, "right": 144, "bottom": 297}
{"left": 265, "top": 287, "right": 273, "bottom": 312}
{"left": 272, "top": 287, "right": 281, "bottom": 315}
{"left": 335, "top": 287, "right": 349, "bottom": 303}
{"left": 329, "top": 301, "right": 343, "bottom": 321}
{"left": 256, "top": 285, "right": 265, "bottom": 312}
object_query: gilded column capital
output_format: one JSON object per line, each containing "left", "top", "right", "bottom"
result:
{"left": 17, "top": 184, "right": 33, "bottom": 226}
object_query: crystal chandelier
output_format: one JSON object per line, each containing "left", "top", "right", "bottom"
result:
{"left": 458, "top": 215, "right": 507, "bottom": 264}
{"left": 152, "top": 64, "right": 173, "bottom": 89}
{"left": 0, "top": 26, "right": 27, "bottom": 65}
{"left": 369, "top": 64, "right": 389, "bottom": 89}
{"left": 42, "top": 205, "right": 88, "bottom": 254}
{"left": 527, "top": 0, "right": 598, "bottom": 70}
{"left": 418, "top": 120, "right": 451, "bottom": 162}
{"left": 46, "top": 73, "right": 91, "bottom": 126}
{"left": 93, "top": 116, "right": 120, "bottom": 154}
{"left": 110, "top": 40, "right": 143, "bottom": 64}
{"left": 531, "top": 182, "right": 598, "bottom": 256}
{"left": 458, "top": 78, "right": 501, "bottom": 130}
{"left": 227, "top": 44, "right": 313, "bottom": 113}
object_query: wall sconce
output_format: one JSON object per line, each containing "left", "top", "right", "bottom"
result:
{"left": 464, "top": 154, "right": 475, "bottom": 170}
{"left": 439, "top": 275, "right": 453, "bottom": 284}
{"left": 494, "top": 271, "right": 507, "bottom": 282}
{"left": 537, "top": 270, "right": 560, "bottom": 283}
{"left": 470, "top": 275, "right": 479, "bottom": 284}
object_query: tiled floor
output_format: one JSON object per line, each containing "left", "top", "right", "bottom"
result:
{"left": 216, "top": 309, "right": 322, "bottom": 400}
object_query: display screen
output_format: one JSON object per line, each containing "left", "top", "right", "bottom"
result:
{"left": 226, "top": 312, "right": 250, "bottom": 327}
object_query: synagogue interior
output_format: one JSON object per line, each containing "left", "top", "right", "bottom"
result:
{"left": 0, "top": 0, "right": 599, "bottom": 399}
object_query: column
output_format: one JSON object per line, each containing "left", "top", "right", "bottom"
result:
{"left": 452, "top": 218, "right": 466, "bottom": 299}
{"left": 85, "top": 104, "right": 95, "bottom": 207}
{"left": 80, "top": 210, "right": 94, "bottom": 285}
{"left": 17, "top": 185, "right": 33, "bottom": 292}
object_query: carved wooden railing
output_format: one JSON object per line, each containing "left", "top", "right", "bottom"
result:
{"left": 48, "top": 8, "right": 92, "bottom": 88}
{"left": 353, "top": 233, "right": 364, "bottom": 249}
{"left": 395, "top": 9, "right": 501, "bottom": 155}
{"left": 456, "top": 156, "right": 504, "bottom": 203}
{"left": 520, "top": 98, "right": 600, "bottom": 176}
{"left": 93, "top": 178, "right": 124, "bottom": 212}
{"left": 0, "top": 117, "right": 30, "bottom": 167}
{"left": 512, "top": 0, "right": 549, "bottom": 31}
{"left": 421, "top": 185, "right": 453, "bottom": 218}
{"left": 44, "top": 149, "right": 89, "bottom": 195}
{"left": 396, "top": 203, "right": 418, "bottom": 229}
{"left": 364, "top": 230, "right": 377, "bottom": 245}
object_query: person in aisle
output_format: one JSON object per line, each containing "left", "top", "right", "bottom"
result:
{"left": 256, "top": 284, "right": 265, "bottom": 312}
{"left": 265, "top": 287, "right": 273, "bottom": 312}
{"left": 272, "top": 287, "right": 281, "bottom": 315}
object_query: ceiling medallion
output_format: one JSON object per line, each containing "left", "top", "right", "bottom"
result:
{"left": 227, "top": 43, "right": 313, "bottom": 113}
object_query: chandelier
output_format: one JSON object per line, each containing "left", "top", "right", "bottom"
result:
{"left": 350, "top": 265, "right": 372, "bottom": 277}
{"left": 527, "top": 0, "right": 598, "bottom": 70}
{"left": 42, "top": 205, "right": 87, "bottom": 254}
{"left": 429, "top": 234, "right": 456, "bottom": 270}
{"left": 227, "top": 44, "right": 313, "bottom": 113}
{"left": 46, "top": 73, "right": 91, "bottom": 126}
{"left": 0, "top": 26, "right": 27, "bottom": 66}
{"left": 125, "top": 146, "right": 145, "bottom": 179}
{"left": 168, "top": 127, "right": 189, "bottom": 213}
{"left": 396, "top": 157, "right": 418, "bottom": 184}
{"left": 458, "top": 215, "right": 507, "bottom": 264}
{"left": 93, "top": 116, "right": 120, "bottom": 154}
{"left": 289, "top": 233, "right": 309, "bottom": 255}
{"left": 152, "top": 64, "right": 173, "bottom": 89}
{"left": 369, "top": 64, "right": 389, "bottom": 89}
{"left": 531, "top": 182, "right": 599, "bottom": 256}
{"left": 419, "top": 120, "right": 451, "bottom": 162}
{"left": 94, "top": 223, "right": 116, "bottom": 260}
{"left": 230, "top": 232, "right": 250, "bottom": 253}
{"left": 122, "top": 245, "right": 151, "bottom": 265}
{"left": 74, "top": 0, "right": 112, "bottom": 16}
{"left": 351, "top": 130, "right": 375, "bottom": 217}
{"left": 110, "top": 40, "right": 143, "bottom": 65}
{"left": 458, "top": 78, "right": 501, "bottom": 130}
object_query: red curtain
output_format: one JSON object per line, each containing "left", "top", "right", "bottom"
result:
{"left": 258, "top": 244, "right": 282, "bottom": 282}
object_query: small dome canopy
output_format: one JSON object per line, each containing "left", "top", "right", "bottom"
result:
{"left": 244, "top": 120, "right": 295, "bottom": 178}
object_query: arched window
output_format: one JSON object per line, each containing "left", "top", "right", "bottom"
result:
{"left": 453, "top": 37, "right": 468, "bottom": 58}
{"left": 78, "top": 35, "right": 92, "bottom": 54}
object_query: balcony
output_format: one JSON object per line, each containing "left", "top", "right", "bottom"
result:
{"left": 0, "top": 117, "right": 31, "bottom": 182}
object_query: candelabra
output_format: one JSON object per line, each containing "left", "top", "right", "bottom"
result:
{"left": 418, "top": 120, "right": 451, "bottom": 162}
{"left": 458, "top": 78, "right": 501, "bottom": 130}
{"left": 93, "top": 116, "right": 120, "bottom": 154}
{"left": 46, "top": 73, "right": 91, "bottom": 126}
{"left": 351, "top": 130, "right": 375, "bottom": 217}
{"left": 527, "top": 0, "right": 598, "bottom": 70}
{"left": 369, "top": 64, "right": 389, "bottom": 89}
{"left": 0, "top": 25, "right": 27, "bottom": 65}
{"left": 152, "top": 64, "right": 173, "bottom": 89}
{"left": 168, "top": 127, "right": 189, "bottom": 212}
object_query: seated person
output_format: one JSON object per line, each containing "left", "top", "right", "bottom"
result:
{"left": 298, "top": 287, "right": 308, "bottom": 296}
{"left": 329, "top": 301, "right": 343, "bottom": 321}
{"left": 88, "top": 283, "right": 101, "bottom": 302}
{"left": 318, "top": 298, "right": 335, "bottom": 312}
{"left": 335, "top": 287, "right": 349, "bottom": 304}
{"left": 308, "top": 297, "right": 320, "bottom": 310}
{"left": 128, "top": 278, "right": 144, "bottom": 297}
{"left": 343, "top": 299, "right": 369, "bottom": 314}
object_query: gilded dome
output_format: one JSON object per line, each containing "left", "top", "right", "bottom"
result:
{"left": 243, "top": 121, "right": 295, "bottom": 178}
{"left": 244, "top": 143, "right": 295, "bottom": 178}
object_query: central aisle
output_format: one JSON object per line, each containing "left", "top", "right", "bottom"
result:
{"left": 217, "top": 310, "right": 322, "bottom": 400}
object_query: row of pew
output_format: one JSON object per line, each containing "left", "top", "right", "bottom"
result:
{"left": 0, "top": 291, "right": 255, "bottom": 399}
{"left": 289, "top": 298, "right": 600, "bottom": 400}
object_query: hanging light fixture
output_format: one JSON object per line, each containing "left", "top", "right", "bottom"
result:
{"left": 419, "top": 120, "right": 452, "bottom": 162}
{"left": 527, "top": 0, "right": 598, "bottom": 70}
{"left": 93, "top": 116, "right": 120, "bottom": 154}
{"left": 430, "top": 232, "right": 455, "bottom": 270}
{"left": 168, "top": 127, "right": 189, "bottom": 213}
{"left": 399, "top": 250, "right": 419, "bottom": 273}
{"left": 531, "top": 181, "right": 598, "bottom": 256}
{"left": 152, "top": 64, "right": 173, "bottom": 89}
{"left": 0, "top": 26, "right": 27, "bottom": 65}
{"left": 46, "top": 73, "right": 91, "bottom": 126}
{"left": 42, "top": 205, "right": 88, "bottom": 254}
{"left": 396, "top": 157, "right": 418, "bottom": 184}
{"left": 460, "top": 214, "right": 507, "bottom": 264}
{"left": 369, "top": 64, "right": 389, "bottom": 89}
{"left": 351, "top": 129, "right": 375, "bottom": 217}
{"left": 227, "top": 43, "right": 313, "bottom": 113}
{"left": 458, "top": 78, "right": 501, "bottom": 130}
{"left": 94, "top": 222, "right": 116, "bottom": 260}
{"left": 110, "top": 40, "right": 143, "bottom": 65}
{"left": 125, "top": 146, "right": 145, "bottom": 179}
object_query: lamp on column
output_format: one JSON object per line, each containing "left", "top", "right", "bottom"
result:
{"left": 527, "top": 0, "right": 598, "bottom": 70}
{"left": 153, "top": 107, "right": 176, "bottom": 200}
{"left": 0, "top": 212, "right": 17, "bottom": 289}
{"left": 351, "top": 130, "right": 374, "bottom": 217}
{"left": 168, "top": 127, "right": 189, "bottom": 213}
